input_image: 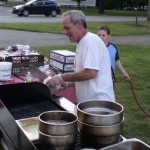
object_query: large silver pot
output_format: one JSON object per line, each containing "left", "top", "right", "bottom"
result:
{"left": 39, "top": 130, "right": 77, "bottom": 150}
{"left": 77, "top": 100, "right": 124, "bottom": 126}
{"left": 78, "top": 119, "right": 124, "bottom": 136}
{"left": 78, "top": 129, "right": 120, "bottom": 149}
{"left": 39, "top": 111, "right": 78, "bottom": 136}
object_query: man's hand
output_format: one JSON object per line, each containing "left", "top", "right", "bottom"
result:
{"left": 43, "top": 74, "right": 68, "bottom": 91}
{"left": 43, "top": 74, "right": 64, "bottom": 86}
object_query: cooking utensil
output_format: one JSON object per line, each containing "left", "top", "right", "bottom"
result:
{"left": 77, "top": 100, "right": 124, "bottom": 126}
{"left": 77, "top": 119, "right": 124, "bottom": 136}
{"left": 39, "top": 111, "right": 78, "bottom": 136}
{"left": 78, "top": 129, "right": 121, "bottom": 149}
{"left": 28, "top": 64, "right": 47, "bottom": 82}
{"left": 16, "top": 117, "right": 39, "bottom": 142}
{"left": 39, "top": 130, "right": 77, "bottom": 150}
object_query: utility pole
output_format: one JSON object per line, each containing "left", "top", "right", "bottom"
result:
{"left": 147, "top": 0, "right": 150, "bottom": 21}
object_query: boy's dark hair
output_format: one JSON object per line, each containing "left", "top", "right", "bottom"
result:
{"left": 97, "top": 25, "right": 110, "bottom": 35}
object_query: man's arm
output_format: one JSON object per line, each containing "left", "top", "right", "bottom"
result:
{"left": 62, "top": 68, "right": 98, "bottom": 82}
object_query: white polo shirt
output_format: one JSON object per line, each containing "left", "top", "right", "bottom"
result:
{"left": 75, "top": 32, "right": 115, "bottom": 103}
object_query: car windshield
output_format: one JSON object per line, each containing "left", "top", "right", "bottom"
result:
{"left": 25, "top": 0, "right": 37, "bottom": 5}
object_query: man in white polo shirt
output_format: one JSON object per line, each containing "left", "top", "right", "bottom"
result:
{"left": 44, "top": 10, "right": 115, "bottom": 103}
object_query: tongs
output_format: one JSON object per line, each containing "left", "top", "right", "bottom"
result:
{"left": 28, "top": 64, "right": 47, "bottom": 82}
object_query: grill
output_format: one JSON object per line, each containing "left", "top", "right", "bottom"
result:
{"left": 0, "top": 82, "right": 83, "bottom": 150}
{"left": 0, "top": 82, "right": 126, "bottom": 150}
{"left": 7, "top": 101, "right": 82, "bottom": 150}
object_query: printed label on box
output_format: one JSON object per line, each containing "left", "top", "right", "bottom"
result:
{"left": 50, "top": 59, "right": 74, "bottom": 72}
{"left": 50, "top": 50, "right": 75, "bottom": 63}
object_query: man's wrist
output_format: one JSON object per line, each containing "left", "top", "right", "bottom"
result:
{"left": 43, "top": 76, "right": 51, "bottom": 84}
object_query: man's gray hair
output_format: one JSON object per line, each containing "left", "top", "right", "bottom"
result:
{"left": 63, "top": 10, "right": 87, "bottom": 29}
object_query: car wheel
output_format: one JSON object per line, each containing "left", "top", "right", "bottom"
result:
{"left": 51, "top": 10, "right": 57, "bottom": 17}
{"left": 23, "top": 10, "right": 29, "bottom": 17}
{"left": 45, "top": 14, "right": 50, "bottom": 17}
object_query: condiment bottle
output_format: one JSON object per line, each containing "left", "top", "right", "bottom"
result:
{"left": 25, "top": 71, "right": 33, "bottom": 82}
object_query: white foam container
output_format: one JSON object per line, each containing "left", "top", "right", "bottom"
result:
{"left": 0, "top": 62, "right": 12, "bottom": 81}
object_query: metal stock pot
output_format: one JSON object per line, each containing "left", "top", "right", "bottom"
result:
{"left": 39, "top": 111, "right": 78, "bottom": 136}
{"left": 78, "top": 119, "right": 124, "bottom": 136}
{"left": 77, "top": 100, "right": 124, "bottom": 126}
{"left": 39, "top": 130, "right": 77, "bottom": 150}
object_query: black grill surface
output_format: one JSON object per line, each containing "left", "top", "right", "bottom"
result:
{"left": 7, "top": 100, "right": 64, "bottom": 120}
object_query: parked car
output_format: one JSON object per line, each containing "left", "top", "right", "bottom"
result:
{"left": 143, "top": 6, "right": 148, "bottom": 10}
{"left": 123, "top": 7, "right": 134, "bottom": 11}
{"left": 12, "top": 0, "right": 61, "bottom": 17}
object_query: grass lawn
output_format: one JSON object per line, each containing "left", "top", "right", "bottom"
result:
{"left": 33, "top": 44, "right": 150, "bottom": 145}
{"left": 0, "top": 21, "right": 150, "bottom": 36}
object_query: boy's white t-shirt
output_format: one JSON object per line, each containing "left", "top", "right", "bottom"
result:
{"left": 75, "top": 32, "right": 115, "bottom": 103}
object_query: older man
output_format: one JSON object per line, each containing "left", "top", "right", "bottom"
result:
{"left": 44, "top": 10, "right": 115, "bottom": 103}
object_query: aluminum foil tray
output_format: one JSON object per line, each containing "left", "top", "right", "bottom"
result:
{"left": 16, "top": 116, "right": 39, "bottom": 142}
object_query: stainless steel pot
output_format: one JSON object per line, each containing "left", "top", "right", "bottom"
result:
{"left": 77, "top": 100, "right": 124, "bottom": 126}
{"left": 78, "top": 129, "right": 120, "bottom": 149}
{"left": 39, "top": 111, "right": 78, "bottom": 136}
{"left": 39, "top": 130, "right": 77, "bottom": 150}
{"left": 78, "top": 119, "right": 124, "bottom": 136}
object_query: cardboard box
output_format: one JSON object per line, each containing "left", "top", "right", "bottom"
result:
{"left": 50, "top": 50, "right": 75, "bottom": 73}
{"left": 50, "top": 50, "right": 75, "bottom": 63}
{"left": 50, "top": 59, "right": 74, "bottom": 73}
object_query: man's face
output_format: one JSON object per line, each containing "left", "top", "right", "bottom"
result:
{"left": 97, "top": 30, "right": 110, "bottom": 45}
{"left": 62, "top": 15, "right": 79, "bottom": 43}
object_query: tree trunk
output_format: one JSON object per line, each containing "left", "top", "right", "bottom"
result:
{"left": 98, "top": 0, "right": 105, "bottom": 14}
{"left": 147, "top": 0, "right": 150, "bottom": 21}
{"left": 135, "top": 1, "right": 138, "bottom": 26}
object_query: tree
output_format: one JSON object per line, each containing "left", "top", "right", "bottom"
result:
{"left": 98, "top": 0, "right": 105, "bottom": 14}
{"left": 73, "top": 0, "right": 84, "bottom": 9}
{"left": 147, "top": 0, "right": 150, "bottom": 21}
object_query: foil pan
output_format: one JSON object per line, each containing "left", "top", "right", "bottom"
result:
{"left": 16, "top": 117, "right": 39, "bottom": 142}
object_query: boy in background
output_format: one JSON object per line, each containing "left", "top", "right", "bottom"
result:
{"left": 97, "top": 25, "right": 130, "bottom": 82}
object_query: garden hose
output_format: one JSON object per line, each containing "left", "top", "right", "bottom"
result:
{"left": 114, "top": 76, "right": 150, "bottom": 118}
